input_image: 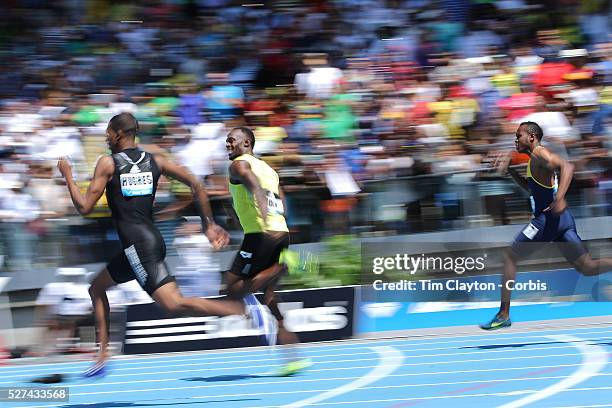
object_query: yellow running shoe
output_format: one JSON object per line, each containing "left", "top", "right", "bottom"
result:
{"left": 279, "top": 358, "right": 312, "bottom": 376}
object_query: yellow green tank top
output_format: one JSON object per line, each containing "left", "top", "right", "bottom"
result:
{"left": 229, "top": 154, "right": 288, "bottom": 233}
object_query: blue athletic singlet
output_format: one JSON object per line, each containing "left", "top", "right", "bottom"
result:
{"left": 510, "top": 155, "right": 587, "bottom": 262}
{"left": 526, "top": 157, "right": 555, "bottom": 215}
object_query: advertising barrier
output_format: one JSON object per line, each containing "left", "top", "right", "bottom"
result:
{"left": 123, "top": 286, "right": 355, "bottom": 354}
{"left": 357, "top": 269, "right": 612, "bottom": 334}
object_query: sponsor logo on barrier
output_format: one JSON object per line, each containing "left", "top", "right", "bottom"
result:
{"left": 281, "top": 303, "right": 349, "bottom": 332}
{"left": 123, "top": 286, "right": 355, "bottom": 354}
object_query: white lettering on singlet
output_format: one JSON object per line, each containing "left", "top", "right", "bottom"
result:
{"left": 120, "top": 172, "right": 154, "bottom": 197}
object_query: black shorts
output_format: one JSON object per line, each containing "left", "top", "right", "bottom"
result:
{"left": 107, "top": 237, "right": 175, "bottom": 296}
{"left": 229, "top": 232, "right": 289, "bottom": 279}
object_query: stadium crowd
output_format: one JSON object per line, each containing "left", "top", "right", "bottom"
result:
{"left": 0, "top": 0, "right": 611, "bottom": 271}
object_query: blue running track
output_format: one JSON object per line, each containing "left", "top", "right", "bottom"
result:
{"left": 1, "top": 320, "right": 610, "bottom": 408}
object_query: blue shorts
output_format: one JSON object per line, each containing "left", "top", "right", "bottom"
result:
{"left": 511, "top": 209, "right": 588, "bottom": 263}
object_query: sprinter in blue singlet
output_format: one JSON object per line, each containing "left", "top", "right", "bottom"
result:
{"left": 481, "top": 121, "right": 612, "bottom": 330}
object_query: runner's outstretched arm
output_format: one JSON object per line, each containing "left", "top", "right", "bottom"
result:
{"left": 58, "top": 156, "right": 114, "bottom": 215}
{"left": 508, "top": 166, "right": 529, "bottom": 193}
{"left": 154, "top": 154, "right": 229, "bottom": 249}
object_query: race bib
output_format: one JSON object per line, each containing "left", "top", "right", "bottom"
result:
{"left": 120, "top": 172, "right": 153, "bottom": 197}
{"left": 266, "top": 190, "right": 284, "bottom": 215}
{"left": 522, "top": 223, "right": 539, "bottom": 240}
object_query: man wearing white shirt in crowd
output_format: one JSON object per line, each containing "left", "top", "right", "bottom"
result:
{"left": 520, "top": 98, "right": 579, "bottom": 143}
{"left": 174, "top": 123, "right": 226, "bottom": 181}
{"left": 295, "top": 54, "right": 344, "bottom": 100}
{"left": 0, "top": 174, "right": 40, "bottom": 271}
{"left": 172, "top": 126, "right": 226, "bottom": 297}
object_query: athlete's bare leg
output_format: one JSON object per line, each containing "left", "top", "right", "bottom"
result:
{"left": 571, "top": 253, "right": 612, "bottom": 276}
{"left": 262, "top": 279, "right": 298, "bottom": 346}
{"left": 152, "top": 281, "right": 245, "bottom": 316}
{"left": 224, "top": 263, "right": 285, "bottom": 299}
{"left": 498, "top": 250, "right": 518, "bottom": 319}
{"left": 88, "top": 268, "right": 117, "bottom": 365}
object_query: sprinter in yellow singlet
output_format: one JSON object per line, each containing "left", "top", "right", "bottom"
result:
{"left": 225, "top": 126, "right": 310, "bottom": 375}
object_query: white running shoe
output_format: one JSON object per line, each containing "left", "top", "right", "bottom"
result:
{"left": 244, "top": 293, "right": 277, "bottom": 345}
{"left": 243, "top": 293, "right": 263, "bottom": 330}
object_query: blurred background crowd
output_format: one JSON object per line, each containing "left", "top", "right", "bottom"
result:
{"left": 0, "top": 0, "right": 611, "bottom": 276}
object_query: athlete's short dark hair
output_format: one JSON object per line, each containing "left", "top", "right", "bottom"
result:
{"left": 109, "top": 112, "right": 139, "bottom": 138}
{"left": 232, "top": 126, "right": 255, "bottom": 149}
{"left": 519, "top": 121, "right": 543, "bottom": 141}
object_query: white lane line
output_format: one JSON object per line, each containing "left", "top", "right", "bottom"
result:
{"left": 3, "top": 350, "right": 602, "bottom": 386}
{"left": 10, "top": 361, "right": 605, "bottom": 391}
{"left": 0, "top": 345, "right": 576, "bottom": 382}
{"left": 551, "top": 405, "right": 612, "bottom": 408}
{"left": 20, "top": 346, "right": 402, "bottom": 408}
{"left": 247, "top": 387, "right": 612, "bottom": 407}
{"left": 281, "top": 374, "right": 612, "bottom": 408}
{"left": 2, "top": 325, "right": 610, "bottom": 373}
{"left": 57, "top": 372, "right": 612, "bottom": 393}
{"left": 19, "top": 382, "right": 612, "bottom": 408}
{"left": 3, "top": 333, "right": 609, "bottom": 380}
{"left": 284, "top": 346, "right": 402, "bottom": 408}
{"left": 498, "top": 334, "right": 609, "bottom": 408}
{"left": 3, "top": 327, "right": 611, "bottom": 378}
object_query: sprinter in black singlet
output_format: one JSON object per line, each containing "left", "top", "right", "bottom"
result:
{"left": 58, "top": 113, "right": 247, "bottom": 377}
